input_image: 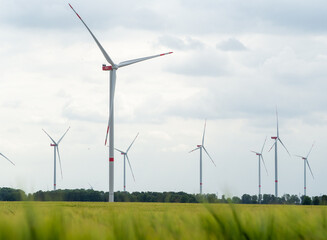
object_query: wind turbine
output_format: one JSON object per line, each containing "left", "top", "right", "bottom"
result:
{"left": 42, "top": 127, "right": 70, "bottom": 190}
{"left": 0, "top": 153, "right": 15, "bottom": 166}
{"left": 69, "top": 4, "right": 172, "bottom": 202}
{"left": 115, "top": 133, "right": 139, "bottom": 192}
{"left": 295, "top": 142, "right": 315, "bottom": 196}
{"left": 251, "top": 137, "right": 268, "bottom": 204}
{"left": 189, "top": 120, "right": 216, "bottom": 194}
{"left": 269, "top": 108, "right": 291, "bottom": 197}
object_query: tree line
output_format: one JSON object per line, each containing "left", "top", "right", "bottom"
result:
{"left": 0, "top": 187, "right": 326, "bottom": 205}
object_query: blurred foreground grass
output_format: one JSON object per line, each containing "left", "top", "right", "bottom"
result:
{"left": 0, "top": 202, "right": 326, "bottom": 239}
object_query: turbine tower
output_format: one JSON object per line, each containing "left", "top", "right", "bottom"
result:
{"left": 69, "top": 4, "right": 172, "bottom": 202}
{"left": 295, "top": 142, "right": 314, "bottom": 196}
{"left": 189, "top": 120, "right": 216, "bottom": 194}
{"left": 251, "top": 137, "right": 268, "bottom": 204}
{"left": 115, "top": 133, "right": 139, "bottom": 192}
{"left": 269, "top": 108, "right": 290, "bottom": 197}
{"left": 43, "top": 127, "right": 70, "bottom": 190}
{"left": 0, "top": 153, "right": 15, "bottom": 166}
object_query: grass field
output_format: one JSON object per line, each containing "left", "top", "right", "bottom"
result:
{"left": 0, "top": 202, "right": 326, "bottom": 239}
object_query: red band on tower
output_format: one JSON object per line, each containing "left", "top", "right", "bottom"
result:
{"left": 275, "top": 180, "right": 278, "bottom": 183}
{"left": 109, "top": 158, "right": 114, "bottom": 162}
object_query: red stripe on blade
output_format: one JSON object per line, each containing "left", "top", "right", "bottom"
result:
{"left": 109, "top": 158, "right": 114, "bottom": 162}
{"left": 275, "top": 180, "right": 278, "bottom": 183}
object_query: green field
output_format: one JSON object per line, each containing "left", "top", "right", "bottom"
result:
{"left": 0, "top": 202, "right": 326, "bottom": 239}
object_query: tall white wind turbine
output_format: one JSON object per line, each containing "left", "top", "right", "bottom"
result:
{"left": 115, "top": 133, "right": 139, "bottom": 192}
{"left": 251, "top": 137, "right": 268, "bottom": 204}
{"left": 0, "top": 153, "right": 15, "bottom": 166}
{"left": 269, "top": 108, "right": 291, "bottom": 197}
{"left": 295, "top": 142, "right": 315, "bottom": 196}
{"left": 69, "top": 4, "right": 173, "bottom": 202}
{"left": 43, "top": 127, "right": 70, "bottom": 190}
{"left": 189, "top": 120, "right": 216, "bottom": 194}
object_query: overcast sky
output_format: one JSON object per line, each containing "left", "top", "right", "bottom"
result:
{"left": 0, "top": 0, "right": 327, "bottom": 197}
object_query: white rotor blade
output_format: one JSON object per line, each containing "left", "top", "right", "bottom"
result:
{"left": 294, "top": 154, "right": 305, "bottom": 159}
{"left": 268, "top": 141, "right": 275, "bottom": 152}
{"left": 105, "top": 70, "right": 116, "bottom": 146}
{"left": 118, "top": 52, "right": 173, "bottom": 68}
{"left": 69, "top": 4, "right": 115, "bottom": 66}
{"left": 189, "top": 147, "right": 200, "bottom": 153}
{"left": 276, "top": 107, "right": 279, "bottom": 138}
{"left": 114, "top": 148, "right": 125, "bottom": 154}
{"left": 203, "top": 146, "right": 216, "bottom": 167}
{"left": 56, "top": 147, "right": 63, "bottom": 179}
{"left": 306, "top": 142, "right": 315, "bottom": 159}
{"left": 278, "top": 138, "right": 291, "bottom": 156}
{"left": 57, "top": 127, "right": 70, "bottom": 144}
{"left": 126, "top": 154, "right": 135, "bottom": 182}
{"left": 0, "top": 153, "right": 15, "bottom": 166}
{"left": 126, "top": 133, "right": 139, "bottom": 153}
{"left": 260, "top": 136, "right": 267, "bottom": 155}
{"left": 260, "top": 155, "right": 268, "bottom": 175}
{"left": 306, "top": 160, "right": 314, "bottom": 179}
{"left": 202, "top": 119, "right": 206, "bottom": 146}
{"left": 42, "top": 129, "right": 56, "bottom": 145}
{"left": 250, "top": 150, "right": 260, "bottom": 155}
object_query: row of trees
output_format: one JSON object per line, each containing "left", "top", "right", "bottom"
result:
{"left": 0, "top": 187, "right": 326, "bottom": 205}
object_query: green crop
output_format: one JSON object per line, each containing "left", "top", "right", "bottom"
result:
{"left": 0, "top": 202, "right": 325, "bottom": 239}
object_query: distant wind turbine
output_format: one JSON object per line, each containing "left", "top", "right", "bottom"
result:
{"left": 0, "top": 153, "right": 15, "bottom": 166}
{"left": 43, "top": 127, "right": 70, "bottom": 190}
{"left": 295, "top": 142, "right": 315, "bottom": 196}
{"left": 269, "top": 108, "right": 291, "bottom": 197}
{"left": 251, "top": 137, "right": 268, "bottom": 204}
{"left": 189, "top": 120, "right": 216, "bottom": 194}
{"left": 69, "top": 4, "right": 172, "bottom": 202}
{"left": 115, "top": 133, "right": 139, "bottom": 192}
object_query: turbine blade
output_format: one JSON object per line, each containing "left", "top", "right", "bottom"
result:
{"left": 294, "top": 154, "right": 305, "bottom": 159}
{"left": 278, "top": 138, "right": 291, "bottom": 156}
{"left": 114, "top": 148, "right": 125, "bottom": 154}
{"left": 260, "top": 155, "right": 268, "bottom": 176}
{"left": 57, "top": 127, "right": 70, "bottom": 144}
{"left": 126, "top": 133, "right": 139, "bottom": 153}
{"left": 260, "top": 136, "right": 267, "bottom": 155}
{"left": 250, "top": 150, "right": 260, "bottom": 155}
{"left": 189, "top": 147, "right": 200, "bottom": 153}
{"left": 0, "top": 153, "right": 15, "bottom": 166}
{"left": 202, "top": 119, "right": 206, "bottom": 146}
{"left": 203, "top": 146, "right": 216, "bottom": 167}
{"left": 104, "top": 121, "right": 110, "bottom": 146}
{"left": 42, "top": 129, "right": 56, "bottom": 145}
{"left": 118, "top": 52, "right": 173, "bottom": 68}
{"left": 306, "top": 142, "right": 315, "bottom": 159}
{"left": 126, "top": 154, "right": 135, "bottom": 182}
{"left": 56, "top": 147, "right": 63, "bottom": 179}
{"left": 105, "top": 71, "right": 116, "bottom": 146}
{"left": 306, "top": 160, "right": 314, "bottom": 179}
{"left": 276, "top": 107, "right": 279, "bottom": 138}
{"left": 268, "top": 141, "right": 275, "bottom": 152}
{"left": 69, "top": 4, "right": 115, "bottom": 66}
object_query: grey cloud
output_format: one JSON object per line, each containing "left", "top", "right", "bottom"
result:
{"left": 158, "top": 35, "right": 204, "bottom": 51}
{"left": 216, "top": 38, "right": 247, "bottom": 51}
{"left": 62, "top": 104, "right": 104, "bottom": 123}
{"left": 167, "top": 51, "right": 229, "bottom": 77}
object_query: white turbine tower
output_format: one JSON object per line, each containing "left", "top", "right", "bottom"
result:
{"left": 269, "top": 108, "right": 291, "bottom": 197}
{"left": 69, "top": 4, "right": 173, "bottom": 202}
{"left": 189, "top": 120, "right": 216, "bottom": 194}
{"left": 251, "top": 137, "right": 268, "bottom": 204}
{"left": 115, "top": 133, "right": 139, "bottom": 192}
{"left": 0, "top": 153, "right": 15, "bottom": 166}
{"left": 43, "top": 127, "right": 70, "bottom": 190}
{"left": 295, "top": 142, "right": 315, "bottom": 196}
